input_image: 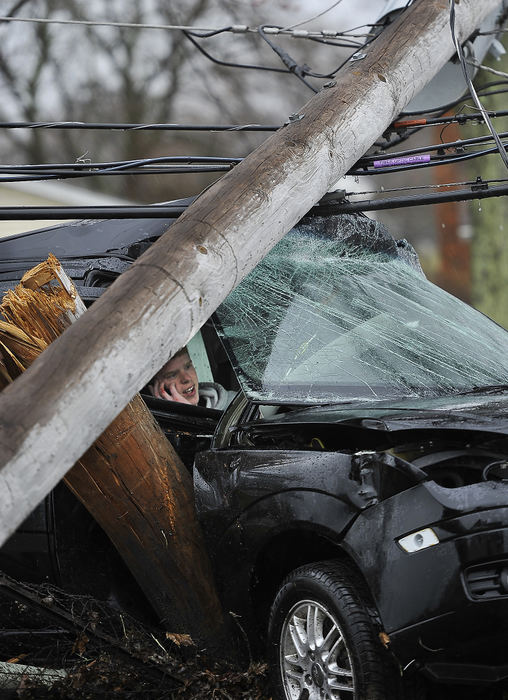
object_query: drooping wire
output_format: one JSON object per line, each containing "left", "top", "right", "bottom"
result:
{"left": 449, "top": 0, "right": 508, "bottom": 170}
{"left": 399, "top": 80, "right": 508, "bottom": 117}
{"left": 182, "top": 29, "right": 289, "bottom": 74}
{"left": 282, "top": 0, "right": 345, "bottom": 31}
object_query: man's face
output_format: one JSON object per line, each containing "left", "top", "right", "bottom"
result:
{"left": 159, "top": 351, "right": 199, "bottom": 404}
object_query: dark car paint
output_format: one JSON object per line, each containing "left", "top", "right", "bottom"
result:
{"left": 243, "top": 393, "right": 508, "bottom": 435}
{"left": 0, "top": 214, "right": 508, "bottom": 687}
{"left": 190, "top": 393, "right": 508, "bottom": 676}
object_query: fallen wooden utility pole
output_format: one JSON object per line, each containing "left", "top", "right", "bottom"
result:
{"left": 0, "top": 257, "right": 228, "bottom": 651}
{"left": 0, "top": 0, "right": 502, "bottom": 543}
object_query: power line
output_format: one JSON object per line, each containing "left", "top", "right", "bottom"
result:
{"left": 0, "top": 157, "right": 242, "bottom": 171}
{"left": 351, "top": 144, "right": 508, "bottom": 175}
{"left": 182, "top": 30, "right": 289, "bottom": 75}
{"left": 319, "top": 181, "right": 508, "bottom": 214}
{"left": 361, "top": 130, "right": 508, "bottom": 164}
{"left": 398, "top": 81, "right": 508, "bottom": 117}
{"left": 282, "top": 0, "right": 345, "bottom": 31}
{"left": 0, "top": 121, "right": 280, "bottom": 132}
{"left": 1, "top": 181, "right": 507, "bottom": 221}
{"left": 344, "top": 177, "right": 508, "bottom": 197}
{"left": 0, "top": 16, "right": 242, "bottom": 33}
{"left": 0, "top": 167, "right": 231, "bottom": 183}
{"left": 3, "top": 128, "right": 508, "bottom": 184}
{"left": 0, "top": 15, "right": 376, "bottom": 39}
{"left": 449, "top": 0, "right": 508, "bottom": 170}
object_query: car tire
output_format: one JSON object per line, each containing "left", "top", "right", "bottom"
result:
{"left": 267, "top": 560, "right": 402, "bottom": 700}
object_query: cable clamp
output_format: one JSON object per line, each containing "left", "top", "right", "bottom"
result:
{"left": 284, "top": 113, "right": 305, "bottom": 126}
{"left": 471, "top": 176, "right": 488, "bottom": 192}
{"left": 317, "top": 189, "right": 347, "bottom": 206}
{"left": 350, "top": 51, "right": 366, "bottom": 62}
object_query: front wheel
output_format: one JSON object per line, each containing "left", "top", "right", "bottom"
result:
{"left": 267, "top": 560, "right": 401, "bottom": 700}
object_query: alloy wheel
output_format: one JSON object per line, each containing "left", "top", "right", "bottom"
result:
{"left": 280, "top": 599, "right": 355, "bottom": 699}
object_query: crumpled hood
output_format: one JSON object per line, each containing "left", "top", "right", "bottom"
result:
{"left": 258, "top": 391, "right": 508, "bottom": 435}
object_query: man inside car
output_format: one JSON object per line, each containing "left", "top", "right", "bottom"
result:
{"left": 150, "top": 347, "right": 234, "bottom": 410}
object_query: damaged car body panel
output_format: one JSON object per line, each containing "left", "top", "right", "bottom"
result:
{"left": 1, "top": 210, "right": 508, "bottom": 693}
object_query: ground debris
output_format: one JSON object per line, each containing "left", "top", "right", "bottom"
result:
{"left": 0, "top": 575, "right": 271, "bottom": 699}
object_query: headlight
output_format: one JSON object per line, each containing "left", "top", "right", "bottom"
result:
{"left": 398, "top": 527, "right": 439, "bottom": 553}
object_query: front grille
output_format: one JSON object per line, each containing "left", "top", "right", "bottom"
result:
{"left": 464, "top": 561, "right": 508, "bottom": 600}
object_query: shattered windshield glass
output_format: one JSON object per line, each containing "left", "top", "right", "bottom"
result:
{"left": 215, "top": 214, "right": 508, "bottom": 405}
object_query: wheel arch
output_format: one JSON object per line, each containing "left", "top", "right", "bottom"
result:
{"left": 250, "top": 525, "right": 372, "bottom": 627}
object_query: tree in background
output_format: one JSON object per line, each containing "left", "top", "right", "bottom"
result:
{"left": 0, "top": 0, "right": 321, "bottom": 202}
{"left": 468, "top": 53, "right": 508, "bottom": 328}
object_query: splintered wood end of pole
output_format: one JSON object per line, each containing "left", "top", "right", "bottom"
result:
{"left": 0, "top": 253, "right": 85, "bottom": 349}
{"left": 0, "top": 254, "right": 84, "bottom": 382}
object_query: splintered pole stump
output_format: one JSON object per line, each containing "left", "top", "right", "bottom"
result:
{"left": 0, "top": 256, "right": 228, "bottom": 653}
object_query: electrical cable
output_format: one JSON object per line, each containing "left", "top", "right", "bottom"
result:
{"left": 0, "top": 167, "right": 231, "bottom": 183}
{"left": 257, "top": 25, "right": 318, "bottom": 92}
{"left": 398, "top": 81, "right": 508, "bottom": 117}
{"left": 2, "top": 180, "right": 507, "bottom": 220}
{"left": 298, "top": 35, "right": 363, "bottom": 50}
{"left": 0, "top": 14, "right": 380, "bottom": 39}
{"left": 282, "top": 0, "right": 345, "bottom": 31}
{"left": 360, "top": 130, "right": 508, "bottom": 164}
{"left": 386, "top": 108, "right": 508, "bottom": 133}
{"left": 2, "top": 140, "right": 505, "bottom": 184}
{"left": 3, "top": 126, "right": 501, "bottom": 177}
{"left": 0, "top": 15, "right": 246, "bottom": 33}
{"left": 0, "top": 121, "right": 280, "bottom": 132}
{"left": 317, "top": 181, "right": 508, "bottom": 214}
{"left": 182, "top": 29, "right": 289, "bottom": 74}
{"left": 448, "top": 0, "right": 508, "bottom": 170}
{"left": 0, "top": 156, "right": 242, "bottom": 171}
{"left": 384, "top": 83, "right": 508, "bottom": 150}
{"left": 0, "top": 155, "right": 241, "bottom": 182}
{"left": 343, "top": 177, "right": 508, "bottom": 197}
{"left": 467, "top": 59, "right": 508, "bottom": 81}
{"left": 350, "top": 143, "right": 508, "bottom": 175}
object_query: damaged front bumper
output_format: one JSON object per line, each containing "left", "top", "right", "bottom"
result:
{"left": 343, "top": 479, "right": 508, "bottom": 680}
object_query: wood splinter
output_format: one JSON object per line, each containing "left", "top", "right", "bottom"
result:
{"left": 0, "top": 255, "right": 229, "bottom": 655}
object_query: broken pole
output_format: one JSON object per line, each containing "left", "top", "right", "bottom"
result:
{"left": 0, "top": 257, "right": 229, "bottom": 652}
{"left": 0, "top": 0, "right": 502, "bottom": 543}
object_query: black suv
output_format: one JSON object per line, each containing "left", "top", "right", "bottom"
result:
{"left": 1, "top": 211, "right": 508, "bottom": 700}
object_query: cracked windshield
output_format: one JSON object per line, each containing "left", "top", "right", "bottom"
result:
{"left": 215, "top": 214, "right": 508, "bottom": 405}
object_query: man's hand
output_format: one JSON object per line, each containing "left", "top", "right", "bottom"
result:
{"left": 150, "top": 378, "right": 193, "bottom": 404}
